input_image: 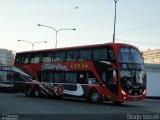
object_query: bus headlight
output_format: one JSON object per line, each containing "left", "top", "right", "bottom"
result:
{"left": 121, "top": 90, "right": 126, "bottom": 95}
{"left": 142, "top": 90, "right": 146, "bottom": 95}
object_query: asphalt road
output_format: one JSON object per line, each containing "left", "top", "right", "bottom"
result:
{"left": 0, "top": 92, "right": 160, "bottom": 120}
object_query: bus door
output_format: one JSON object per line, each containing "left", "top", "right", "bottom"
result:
{"left": 94, "top": 61, "right": 118, "bottom": 95}
{"left": 101, "top": 69, "right": 118, "bottom": 95}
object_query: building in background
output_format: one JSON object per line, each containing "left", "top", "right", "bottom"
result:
{"left": 142, "top": 49, "right": 160, "bottom": 64}
{"left": 0, "top": 49, "right": 15, "bottom": 66}
{"left": 145, "top": 64, "right": 160, "bottom": 97}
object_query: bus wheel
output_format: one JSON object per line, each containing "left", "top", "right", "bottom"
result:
{"left": 34, "top": 87, "right": 41, "bottom": 97}
{"left": 88, "top": 90, "right": 103, "bottom": 103}
{"left": 25, "top": 87, "right": 32, "bottom": 97}
{"left": 112, "top": 101, "right": 123, "bottom": 105}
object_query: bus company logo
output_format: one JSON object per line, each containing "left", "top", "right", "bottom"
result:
{"left": 122, "top": 64, "right": 127, "bottom": 69}
{"left": 0, "top": 66, "right": 12, "bottom": 71}
{"left": 70, "top": 63, "right": 89, "bottom": 69}
{"left": 42, "top": 63, "right": 68, "bottom": 71}
{"left": 121, "top": 64, "right": 143, "bottom": 70}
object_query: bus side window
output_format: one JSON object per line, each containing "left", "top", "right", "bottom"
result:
{"left": 88, "top": 78, "right": 96, "bottom": 84}
{"left": 44, "top": 72, "right": 53, "bottom": 82}
{"left": 15, "top": 55, "right": 23, "bottom": 64}
{"left": 66, "top": 50, "right": 78, "bottom": 61}
{"left": 101, "top": 71, "right": 113, "bottom": 85}
{"left": 39, "top": 72, "right": 53, "bottom": 82}
{"left": 65, "top": 73, "right": 77, "bottom": 83}
{"left": 42, "top": 53, "right": 53, "bottom": 63}
{"left": 101, "top": 72, "right": 107, "bottom": 84}
{"left": 78, "top": 73, "right": 87, "bottom": 84}
{"left": 86, "top": 72, "right": 97, "bottom": 84}
{"left": 107, "top": 70, "right": 113, "bottom": 84}
{"left": 53, "top": 52, "right": 65, "bottom": 62}
{"left": 38, "top": 72, "right": 43, "bottom": 82}
{"left": 78, "top": 49, "right": 92, "bottom": 61}
{"left": 30, "top": 54, "right": 42, "bottom": 63}
{"left": 24, "top": 54, "right": 31, "bottom": 63}
{"left": 54, "top": 73, "right": 65, "bottom": 83}
{"left": 93, "top": 48, "right": 107, "bottom": 61}
{"left": 107, "top": 48, "right": 116, "bottom": 62}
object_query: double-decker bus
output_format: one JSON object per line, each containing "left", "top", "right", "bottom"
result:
{"left": 14, "top": 43, "right": 146, "bottom": 104}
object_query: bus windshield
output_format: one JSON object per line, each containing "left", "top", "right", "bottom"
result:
{"left": 119, "top": 47, "right": 143, "bottom": 64}
{"left": 118, "top": 47, "right": 146, "bottom": 96}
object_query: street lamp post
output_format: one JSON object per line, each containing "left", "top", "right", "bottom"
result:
{"left": 113, "top": 0, "right": 118, "bottom": 43}
{"left": 18, "top": 40, "right": 47, "bottom": 50}
{"left": 38, "top": 24, "right": 76, "bottom": 48}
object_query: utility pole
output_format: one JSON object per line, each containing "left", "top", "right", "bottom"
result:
{"left": 113, "top": 0, "right": 118, "bottom": 43}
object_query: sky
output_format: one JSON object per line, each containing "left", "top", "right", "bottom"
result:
{"left": 0, "top": 0, "right": 160, "bottom": 52}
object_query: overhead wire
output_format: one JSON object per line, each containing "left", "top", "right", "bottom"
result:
{"left": 87, "top": 20, "right": 160, "bottom": 44}
{"left": 116, "top": 20, "right": 160, "bottom": 35}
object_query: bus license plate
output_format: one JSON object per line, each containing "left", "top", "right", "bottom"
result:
{"left": 133, "top": 97, "right": 138, "bottom": 101}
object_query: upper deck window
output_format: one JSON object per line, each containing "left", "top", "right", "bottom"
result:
{"left": 42, "top": 53, "right": 53, "bottom": 63}
{"left": 15, "top": 55, "right": 23, "bottom": 64}
{"left": 30, "top": 54, "right": 42, "bottom": 63}
{"left": 119, "top": 48, "right": 133, "bottom": 63}
{"left": 93, "top": 48, "right": 108, "bottom": 61}
{"left": 108, "top": 48, "right": 116, "bottom": 61}
{"left": 24, "top": 54, "right": 32, "bottom": 63}
{"left": 53, "top": 52, "right": 65, "bottom": 62}
{"left": 66, "top": 50, "right": 78, "bottom": 61}
{"left": 130, "top": 48, "right": 143, "bottom": 63}
{"left": 15, "top": 46, "right": 117, "bottom": 64}
{"left": 78, "top": 49, "right": 92, "bottom": 61}
{"left": 119, "top": 47, "right": 143, "bottom": 63}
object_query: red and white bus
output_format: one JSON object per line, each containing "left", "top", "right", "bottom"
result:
{"left": 14, "top": 43, "right": 146, "bottom": 104}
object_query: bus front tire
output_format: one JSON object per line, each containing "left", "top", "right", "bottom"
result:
{"left": 88, "top": 90, "right": 103, "bottom": 104}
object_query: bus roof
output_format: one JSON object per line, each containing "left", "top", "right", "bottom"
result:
{"left": 16, "top": 43, "right": 137, "bottom": 54}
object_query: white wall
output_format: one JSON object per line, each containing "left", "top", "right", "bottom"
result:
{"left": 146, "top": 70, "right": 160, "bottom": 97}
